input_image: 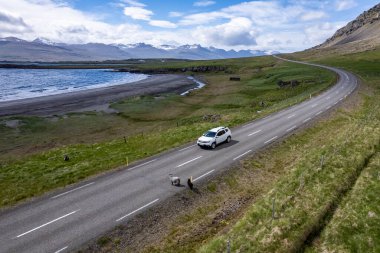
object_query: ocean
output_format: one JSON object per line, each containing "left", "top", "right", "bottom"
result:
{"left": 0, "top": 68, "right": 148, "bottom": 102}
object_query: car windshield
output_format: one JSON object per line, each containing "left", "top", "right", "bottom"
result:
{"left": 203, "top": 131, "right": 216, "bottom": 137}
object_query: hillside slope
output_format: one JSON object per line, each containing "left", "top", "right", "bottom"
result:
{"left": 314, "top": 3, "right": 380, "bottom": 54}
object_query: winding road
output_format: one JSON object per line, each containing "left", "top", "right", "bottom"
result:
{"left": 0, "top": 57, "right": 358, "bottom": 253}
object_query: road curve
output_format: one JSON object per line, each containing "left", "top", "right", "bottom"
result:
{"left": 0, "top": 57, "right": 358, "bottom": 253}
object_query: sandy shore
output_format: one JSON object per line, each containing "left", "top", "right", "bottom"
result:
{"left": 0, "top": 74, "right": 197, "bottom": 116}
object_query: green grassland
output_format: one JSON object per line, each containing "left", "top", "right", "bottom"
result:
{"left": 87, "top": 48, "right": 380, "bottom": 253}
{"left": 0, "top": 57, "right": 336, "bottom": 208}
{"left": 194, "top": 50, "right": 380, "bottom": 252}
{"left": 306, "top": 151, "right": 380, "bottom": 253}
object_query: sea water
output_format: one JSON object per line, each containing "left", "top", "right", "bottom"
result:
{"left": 0, "top": 68, "right": 148, "bottom": 102}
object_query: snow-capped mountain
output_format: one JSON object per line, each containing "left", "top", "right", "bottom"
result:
{"left": 0, "top": 37, "right": 269, "bottom": 62}
{"left": 32, "top": 37, "right": 61, "bottom": 46}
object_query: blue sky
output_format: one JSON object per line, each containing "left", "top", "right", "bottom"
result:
{"left": 0, "top": 0, "right": 378, "bottom": 52}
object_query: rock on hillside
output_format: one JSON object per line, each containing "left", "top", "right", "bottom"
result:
{"left": 317, "top": 3, "right": 380, "bottom": 50}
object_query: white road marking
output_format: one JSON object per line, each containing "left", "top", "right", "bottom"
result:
{"left": 334, "top": 101, "right": 338, "bottom": 105}
{"left": 303, "top": 117, "right": 311, "bottom": 123}
{"left": 242, "top": 122, "right": 254, "bottom": 128}
{"left": 326, "top": 106, "right": 331, "bottom": 110}
{"left": 179, "top": 144, "right": 197, "bottom": 152}
{"left": 233, "top": 150, "right": 252, "bottom": 161}
{"left": 311, "top": 104, "right": 318, "bottom": 108}
{"left": 344, "top": 95, "right": 347, "bottom": 98}
{"left": 54, "top": 246, "right": 68, "bottom": 253}
{"left": 248, "top": 129, "right": 262, "bottom": 136}
{"left": 326, "top": 96, "right": 331, "bottom": 100}
{"left": 177, "top": 156, "right": 202, "bottom": 167}
{"left": 339, "top": 98, "right": 343, "bottom": 101}
{"left": 193, "top": 169, "right": 215, "bottom": 182}
{"left": 286, "top": 125, "right": 297, "bottom": 132}
{"left": 116, "top": 199, "right": 159, "bottom": 222}
{"left": 287, "top": 114, "right": 296, "bottom": 119}
{"left": 127, "top": 159, "right": 157, "bottom": 171}
{"left": 264, "top": 136, "right": 278, "bottom": 144}
{"left": 344, "top": 73, "right": 349, "bottom": 80}
{"left": 51, "top": 182, "right": 95, "bottom": 199}
{"left": 316, "top": 111, "right": 323, "bottom": 116}
{"left": 15, "top": 210, "right": 80, "bottom": 238}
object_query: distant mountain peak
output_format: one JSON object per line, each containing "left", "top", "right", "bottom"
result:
{"left": 32, "top": 37, "right": 61, "bottom": 46}
{"left": 180, "top": 44, "right": 202, "bottom": 50}
{"left": 0, "top": 37, "right": 26, "bottom": 42}
{"left": 157, "top": 44, "right": 178, "bottom": 50}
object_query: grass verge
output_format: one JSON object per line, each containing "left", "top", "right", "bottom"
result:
{"left": 306, "top": 150, "right": 380, "bottom": 253}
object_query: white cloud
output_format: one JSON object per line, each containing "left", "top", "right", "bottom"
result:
{"left": 193, "top": 1, "right": 216, "bottom": 7}
{"left": 193, "top": 17, "right": 257, "bottom": 47}
{"left": 122, "top": 0, "right": 146, "bottom": 7}
{"left": 301, "top": 11, "right": 327, "bottom": 21}
{"left": 255, "top": 31, "right": 305, "bottom": 52}
{"left": 0, "top": 10, "right": 31, "bottom": 33}
{"left": 0, "top": 0, "right": 355, "bottom": 53}
{"left": 169, "top": 11, "right": 183, "bottom": 18}
{"left": 335, "top": 0, "right": 357, "bottom": 11}
{"left": 304, "top": 21, "right": 345, "bottom": 45}
{"left": 180, "top": 11, "right": 229, "bottom": 26}
{"left": 149, "top": 20, "right": 177, "bottom": 28}
{"left": 122, "top": 5, "right": 177, "bottom": 29}
{"left": 0, "top": 0, "right": 140, "bottom": 44}
{"left": 123, "top": 6, "right": 153, "bottom": 20}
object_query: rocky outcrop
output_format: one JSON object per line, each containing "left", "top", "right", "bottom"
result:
{"left": 317, "top": 3, "right": 380, "bottom": 48}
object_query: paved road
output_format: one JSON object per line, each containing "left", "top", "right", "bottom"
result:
{"left": 0, "top": 57, "right": 358, "bottom": 253}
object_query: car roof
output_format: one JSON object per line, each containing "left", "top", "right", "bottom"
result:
{"left": 209, "top": 126, "right": 227, "bottom": 132}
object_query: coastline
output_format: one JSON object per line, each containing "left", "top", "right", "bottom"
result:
{"left": 0, "top": 74, "right": 197, "bottom": 116}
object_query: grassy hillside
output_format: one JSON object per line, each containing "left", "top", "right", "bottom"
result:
{"left": 0, "top": 56, "right": 336, "bottom": 208}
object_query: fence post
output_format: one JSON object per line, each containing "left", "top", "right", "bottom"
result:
{"left": 320, "top": 155, "right": 325, "bottom": 169}
{"left": 226, "top": 238, "right": 231, "bottom": 253}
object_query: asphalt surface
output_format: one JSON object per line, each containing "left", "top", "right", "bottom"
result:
{"left": 0, "top": 57, "right": 358, "bottom": 253}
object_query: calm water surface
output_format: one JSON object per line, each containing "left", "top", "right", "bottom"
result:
{"left": 0, "top": 68, "right": 148, "bottom": 102}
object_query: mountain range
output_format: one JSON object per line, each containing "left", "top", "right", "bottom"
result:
{"left": 0, "top": 37, "right": 268, "bottom": 62}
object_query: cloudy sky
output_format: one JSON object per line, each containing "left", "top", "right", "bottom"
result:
{"left": 0, "top": 0, "right": 378, "bottom": 52}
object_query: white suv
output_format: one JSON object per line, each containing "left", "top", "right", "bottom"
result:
{"left": 197, "top": 126, "right": 232, "bottom": 149}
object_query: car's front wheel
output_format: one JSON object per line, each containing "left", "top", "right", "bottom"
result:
{"left": 211, "top": 142, "right": 216, "bottom": 149}
{"left": 226, "top": 136, "right": 231, "bottom": 143}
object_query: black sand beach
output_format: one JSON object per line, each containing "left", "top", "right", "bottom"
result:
{"left": 0, "top": 74, "right": 197, "bottom": 116}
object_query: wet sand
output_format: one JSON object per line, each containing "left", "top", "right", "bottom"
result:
{"left": 0, "top": 74, "right": 197, "bottom": 116}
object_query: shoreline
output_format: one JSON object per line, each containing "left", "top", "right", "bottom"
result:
{"left": 0, "top": 74, "right": 198, "bottom": 116}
